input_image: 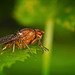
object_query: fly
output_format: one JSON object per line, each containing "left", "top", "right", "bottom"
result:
{"left": 0, "top": 28, "right": 49, "bottom": 54}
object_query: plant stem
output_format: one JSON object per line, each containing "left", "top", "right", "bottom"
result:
{"left": 42, "top": 19, "right": 54, "bottom": 75}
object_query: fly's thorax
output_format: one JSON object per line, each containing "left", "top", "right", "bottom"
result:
{"left": 17, "top": 28, "right": 35, "bottom": 36}
{"left": 16, "top": 29, "right": 35, "bottom": 44}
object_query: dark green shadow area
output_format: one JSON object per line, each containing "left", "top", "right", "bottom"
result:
{"left": 0, "top": 0, "right": 15, "bottom": 22}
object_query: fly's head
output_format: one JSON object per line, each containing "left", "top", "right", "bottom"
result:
{"left": 35, "top": 29, "right": 44, "bottom": 40}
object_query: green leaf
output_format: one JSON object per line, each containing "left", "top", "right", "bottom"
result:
{"left": 0, "top": 45, "right": 40, "bottom": 74}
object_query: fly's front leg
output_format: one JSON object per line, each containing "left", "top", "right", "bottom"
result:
{"left": 38, "top": 40, "right": 49, "bottom": 53}
{"left": 22, "top": 40, "right": 33, "bottom": 54}
{"left": 31, "top": 38, "right": 38, "bottom": 44}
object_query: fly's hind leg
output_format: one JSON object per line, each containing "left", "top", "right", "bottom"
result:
{"left": 1, "top": 44, "right": 8, "bottom": 54}
{"left": 1, "top": 42, "right": 12, "bottom": 55}
{"left": 11, "top": 41, "right": 15, "bottom": 55}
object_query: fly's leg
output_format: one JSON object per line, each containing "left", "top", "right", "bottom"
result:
{"left": 18, "top": 39, "right": 26, "bottom": 49}
{"left": 20, "top": 40, "right": 25, "bottom": 48}
{"left": 1, "top": 42, "right": 12, "bottom": 54}
{"left": 11, "top": 41, "right": 15, "bottom": 55}
{"left": 16, "top": 40, "right": 22, "bottom": 49}
{"left": 1, "top": 44, "right": 8, "bottom": 54}
{"left": 30, "top": 38, "right": 37, "bottom": 44}
{"left": 38, "top": 40, "right": 49, "bottom": 53}
{"left": 22, "top": 40, "right": 33, "bottom": 54}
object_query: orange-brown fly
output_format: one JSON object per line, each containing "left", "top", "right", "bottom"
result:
{"left": 0, "top": 28, "right": 48, "bottom": 54}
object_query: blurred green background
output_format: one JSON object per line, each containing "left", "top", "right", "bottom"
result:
{"left": 0, "top": 0, "right": 75, "bottom": 75}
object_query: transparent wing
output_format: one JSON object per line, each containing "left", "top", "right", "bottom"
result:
{"left": 0, "top": 34, "right": 18, "bottom": 45}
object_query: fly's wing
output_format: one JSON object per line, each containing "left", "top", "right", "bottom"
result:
{"left": 0, "top": 34, "right": 18, "bottom": 45}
